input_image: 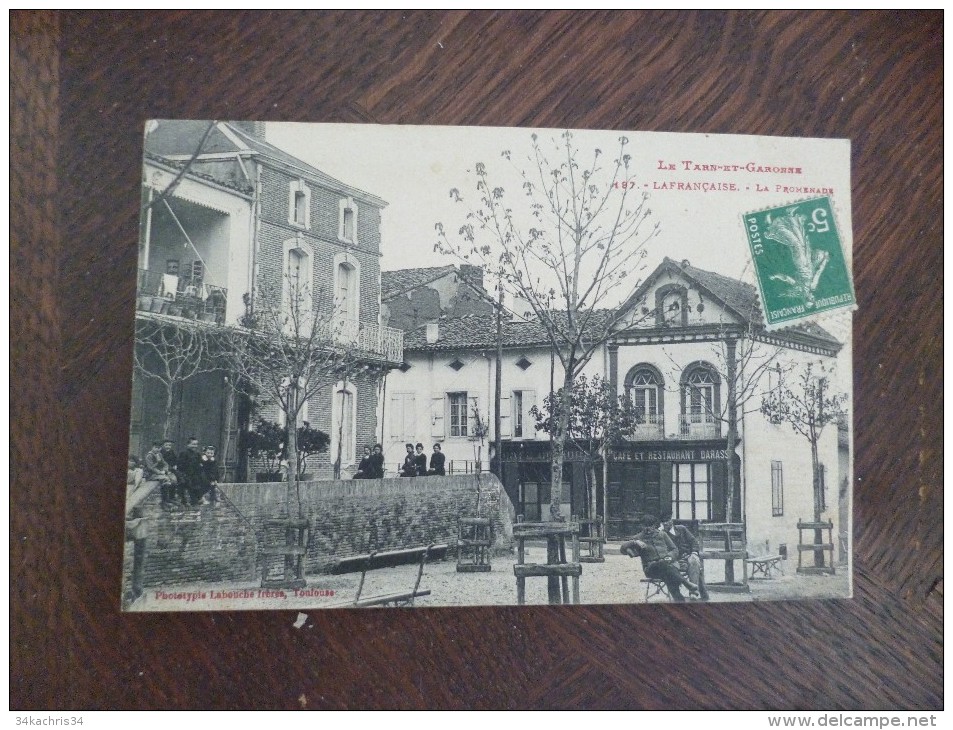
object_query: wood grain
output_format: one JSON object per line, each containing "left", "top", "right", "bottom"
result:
{"left": 11, "top": 10, "right": 942, "bottom": 709}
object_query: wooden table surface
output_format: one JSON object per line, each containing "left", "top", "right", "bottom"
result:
{"left": 11, "top": 11, "right": 942, "bottom": 710}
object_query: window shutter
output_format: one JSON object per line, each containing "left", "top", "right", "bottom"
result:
{"left": 389, "top": 394, "right": 402, "bottom": 440}
{"left": 523, "top": 390, "right": 537, "bottom": 438}
{"left": 431, "top": 395, "right": 445, "bottom": 438}
{"left": 402, "top": 395, "right": 416, "bottom": 443}
{"left": 499, "top": 394, "right": 512, "bottom": 438}
{"left": 469, "top": 394, "right": 482, "bottom": 437}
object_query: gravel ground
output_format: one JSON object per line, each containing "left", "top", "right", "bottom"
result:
{"left": 131, "top": 546, "right": 851, "bottom": 612}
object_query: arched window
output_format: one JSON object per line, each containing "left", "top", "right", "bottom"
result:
{"left": 624, "top": 364, "right": 664, "bottom": 438}
{"left": 680, "top": 362, "right": 721, "bottom": 438}
{"left": 336, "top": 262, "right": 355, "bottom": 322}
{"left": 332, "top": 253, "right": 361, "bottom": 333}
{"left": 282, "top": 238, "right": 313, "bottom": 321}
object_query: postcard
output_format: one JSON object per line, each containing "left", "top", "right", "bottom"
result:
{"left": 124, "top": 122, "right": 853, "bottom": 611}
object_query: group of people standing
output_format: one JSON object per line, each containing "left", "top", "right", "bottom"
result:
{"left": 399, "top": 442, "right": 446, "bottom": 477}
{"left": 135, "top": 437, "right": 221, "bottom": 510}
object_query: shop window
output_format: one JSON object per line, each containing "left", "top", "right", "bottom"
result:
{"left": 672, "top": 462, "right": 712, "bottom": 521}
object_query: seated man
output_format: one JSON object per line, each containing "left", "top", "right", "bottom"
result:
{"left": 621, "top": 514, "right": 699, "bottom": 602}
{"left": 662, "top": 517, "right": 709, "bottom": 601}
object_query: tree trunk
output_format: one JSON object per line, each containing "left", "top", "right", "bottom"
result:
{"left": 723, "top": 338, "right": 739, "bottom": 584}
{"left": 724, "top": 337, "right": 738, "bottom": 522}
{"left": 810, "top": 431, "right": 824, "bottom": 568}
{"left": 162, "top": 383, "right": 176, "bottom": 440}
{"left": 549, "top": 372, "right": 573, "bottom": 521}
{"left": 286, "top": 386, "right": 299, "bottom": 518}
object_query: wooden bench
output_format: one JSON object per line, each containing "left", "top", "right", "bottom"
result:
{"left": 325, "top": 543, "right": 448, "bottom": 608}
{"left": 748, "top": 554, "right": 784, "bottom": 580}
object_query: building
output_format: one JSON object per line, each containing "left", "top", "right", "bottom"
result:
{"left": 132, "top": 120, "right": 404, "bottom": 479}
{"left": 380, "top": 258, "right": 846, "bottom": 560}
{"left": 381, "top": 263, "right": 494, "bottom": 330}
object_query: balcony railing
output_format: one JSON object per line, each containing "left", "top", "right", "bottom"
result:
{"left": 678, "top": 414, "right": 722, "bottom": 439}
{"left": 137, "top": 268, "right": 227, "bottom": 325}
{"left": 328, "top": 318, "right": 404, "bottom": 363}
{"left": 629, "top": 414, "right": 665, "bottom": 440}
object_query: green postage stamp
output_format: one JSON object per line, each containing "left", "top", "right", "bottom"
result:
{"left": 744, "top": 196, "right": 855, "bottom": 329}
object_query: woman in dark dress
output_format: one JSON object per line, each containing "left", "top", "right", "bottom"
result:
{"left": 428, "top": 443, "right": 446, "bottom": 476}
{"left": 414, "top": 443, "right": 428, "bottom": 476}
{"left": 368, "top": 444, "right": 385, "bottom": 479}
{"left": 353, "top": 446, "right": 372, "bottom": 479}
{"left": 400, "top": 443, "right": 417, "bottom": 477}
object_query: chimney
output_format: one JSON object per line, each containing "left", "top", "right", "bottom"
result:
{"left": 459, "top": 264, "right": 485, "bottom": 291}
{"left": 230, "top": 120, "right": 267, "bottom": 141}
{"left": 425, "top": 322, "right": 439, "bottom": 344}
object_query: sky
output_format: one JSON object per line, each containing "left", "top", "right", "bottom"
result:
{"left": 265, "top": 122, "right": 853, "bottom": 389}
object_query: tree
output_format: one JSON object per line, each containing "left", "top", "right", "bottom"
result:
{"left": 760, "top": 361, "right": 846, "bottom": 522}
{"left": 531, "top": 374, "right": 637, "bottom": 522}
{"left": 296, "top": 421, "right": 330, "bottom": 479}
{"left": 246, "top": 418, "right": 286, "bottom": 478}
{"left": 224, "top": 274, "right": 358, "bottom": 517}
{"left": 133, "top": 317, "right": 221, "bottom": 439}
{"left": 437, "top": 130, "right": 659, "bottom": 520}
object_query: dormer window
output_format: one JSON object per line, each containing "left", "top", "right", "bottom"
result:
{"left": 289, "top": 180, "right": 310, "bottom": 229}
{"left": 655, "top": 284, "right": 689, "bottom": 327}
{"left": 338, "top": 197, "right": 358, "bottom": 244}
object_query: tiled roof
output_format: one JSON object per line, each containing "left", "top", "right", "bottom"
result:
{"left": 382, "top": 266, "right": 457, "bottom": 301}
{"left": 403, "top": 314, "right": 554, "bottom": 351}
{"left": 676, "top": 259, "right": 762, "bottom": 320}
{"left": 645, "top": 258, "right": 840, "bottom": 347}
{"left": 224, "top": 123, "right": 386, "bottom": 206}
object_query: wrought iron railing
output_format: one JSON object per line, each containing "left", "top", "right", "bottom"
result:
{"left": 629, "top": 414, "right": 665, "bottom": 440}
{"left": 330, "top": 317, "right": 403, "bottom": 363}
{"left": 678, "top": 414, "right": 722, "bottom": 439}
{"left": 137, "top": 268, "right": 227, "bottom": 324}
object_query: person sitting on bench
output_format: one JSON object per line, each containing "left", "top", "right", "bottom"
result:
{"left": 621, "top": 514, "right": 699, "bottom": 602}
{"left": 662, "top": 516, "right": 709, "bottom": 601}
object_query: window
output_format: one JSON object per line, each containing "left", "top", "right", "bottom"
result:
{"left": 332, "top": 252, "right": 361, "bottom": 331}
{"left": 338, "top": 197, "right": 359, "bottom": 244}
{"left": 331, "top": 382, "right": 356, "bottom": 466}
{"left": 625, "top": 365, "right": 663, "bottom": 421}
{"left": 336, "top": 262, "right": 355, "bottom": 321}
{"left": 672, "top": 462, "right": 712, "bottom": 521}
{"left": 166, "top": 259, "right": 180, "bottom": 275}
{"left": 449, "top": 392, "right": 468, "bottom": 437}
{"left": 288, "top": 180, "right": 310, "bottom": 229}
{"left": 287, "top": 247, "right": 307, "bottom": 313}
{"left": 506, "top": 389, "right": 536, "bottom": 439}
{"left": 655, "top": 284, "right": 688, "bottom": 326}
{"left": 190, "top": 260, "right": 204, "bottom": 286}
{"left": 771, "top": 460, "right": 784, "bottom": 516}
{"left": 680, "top": 362, "right": 721, "bottom": 437}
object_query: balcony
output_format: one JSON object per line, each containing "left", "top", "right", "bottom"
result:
{"left": 629, "top": 414, "right": 665, "bottom": 441}
{"left": 322, "top": 318, "right": 405, "bottom": 364}
{"left": 136, "top": 268, "right": 227, "bottom": 325}
{"left": 678, "top": 414, "right": 722, "bottom": 440}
